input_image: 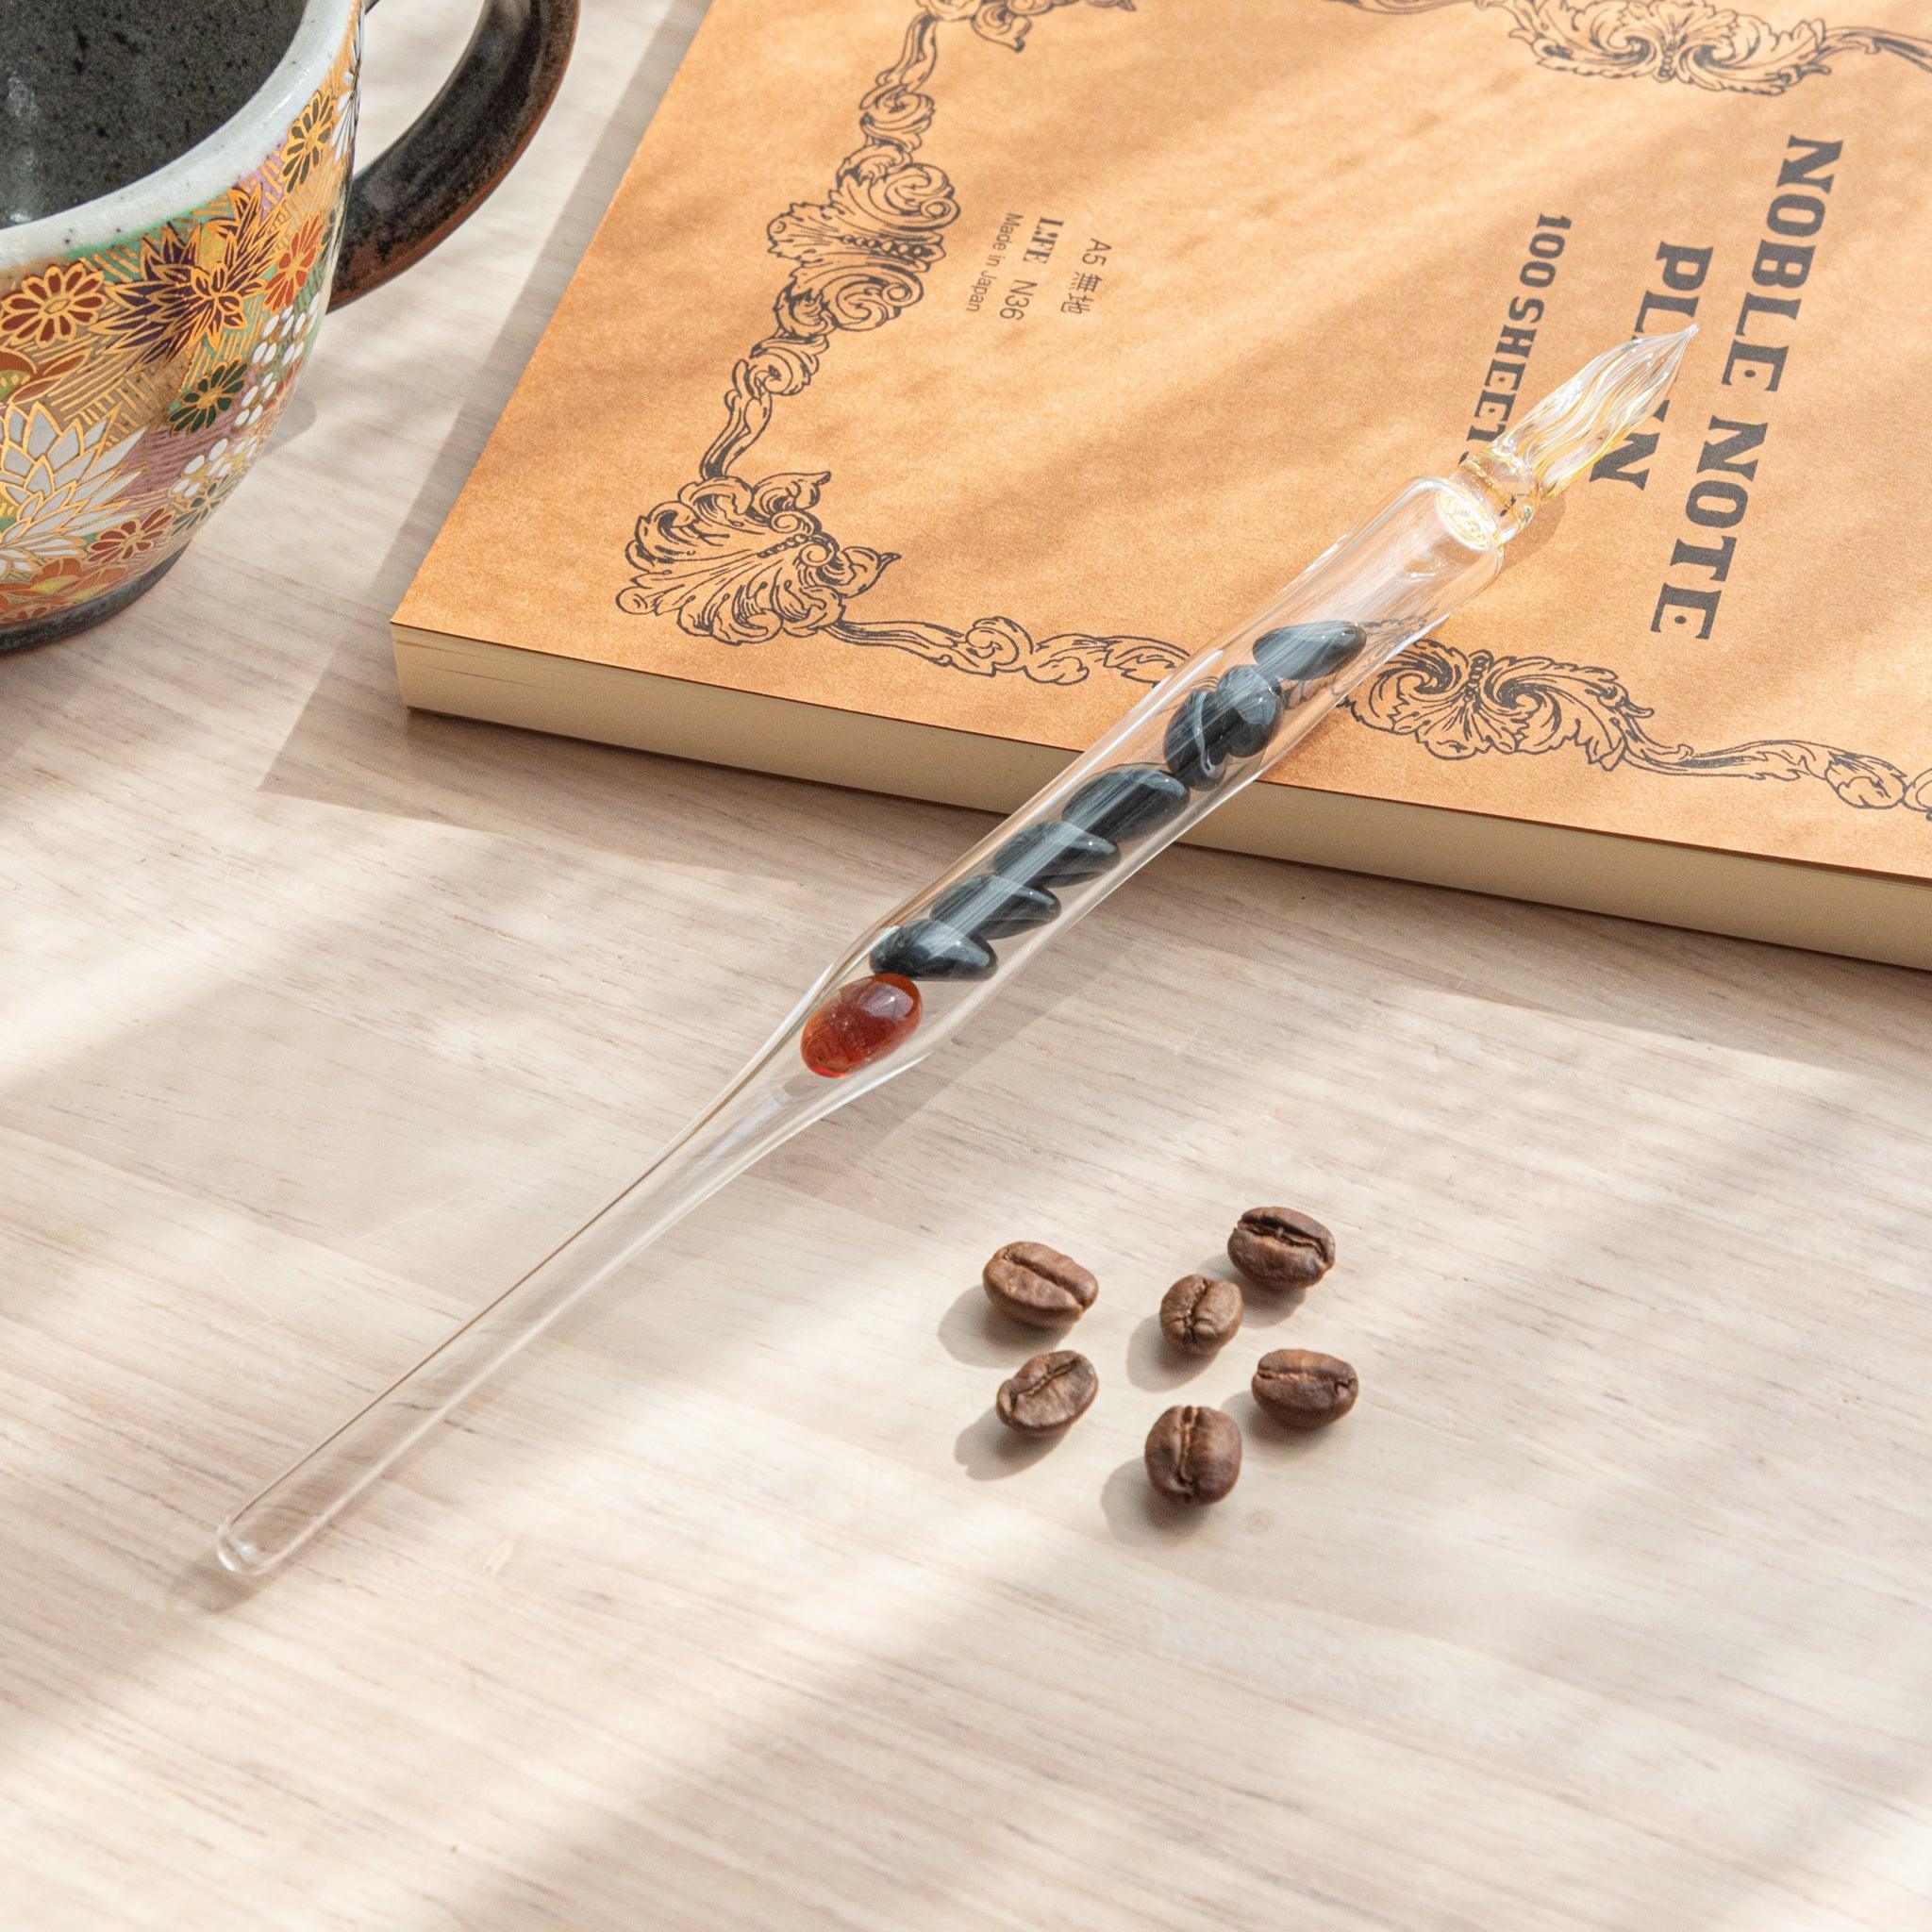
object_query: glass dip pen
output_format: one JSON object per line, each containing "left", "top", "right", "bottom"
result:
{"left": 218, "top": 326, "right": 1693, "bottom": 1574}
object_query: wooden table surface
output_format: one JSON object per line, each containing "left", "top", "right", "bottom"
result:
{"left": 8, "top": 4, "right": 1932, "bottom": 1925}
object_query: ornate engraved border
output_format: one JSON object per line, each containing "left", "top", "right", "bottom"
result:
{"left": 618, "top": 0, "right": 1178, "bottom": 689}
{"left": 1351, "top": 640, "right": 1932, "bottom": 817}
{"left": 1328, "top": 0, "right": 1932, "bottom": 93}
{"left": 618, "top": 0, "right": 1932, "bottom": 823}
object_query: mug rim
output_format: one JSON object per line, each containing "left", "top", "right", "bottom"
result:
{"left": 0, "top": 0, "right": 358, "bottom": 272}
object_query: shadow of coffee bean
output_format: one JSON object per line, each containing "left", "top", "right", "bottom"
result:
{"left": 935, "top": 1282, "right": 1069, "bottom": 1367}
{"left": 953, "top": 1406, "right": 1062, "bottom": 1480}
{"left": 1124, "top": 1312, "right": 1215, "bottom": 1391}
{"left": 1228, "top": 1281, "right": 1307, "bottom": 1329}
{"left": 1189, "top": 1248, "right": 1308, "bottom": 1328}
{"left": 1097, "top": 1457, "right": 1212, "bottom": 1544}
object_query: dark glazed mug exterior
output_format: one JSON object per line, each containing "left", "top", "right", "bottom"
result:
{"left": 0, "top": 0, "right": 578, "bottom": 653}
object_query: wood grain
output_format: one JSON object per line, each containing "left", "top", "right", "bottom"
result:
{"left": 5, "top": 4, "right": 1932, "bottom": 1926}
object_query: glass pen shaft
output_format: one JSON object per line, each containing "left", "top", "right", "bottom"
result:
{"left": 217, "top": 327, "right": 1691, "bottom": 1574}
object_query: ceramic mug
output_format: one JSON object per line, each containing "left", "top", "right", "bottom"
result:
{"left": 0, "top": 0, "right": 577, "bottom": 653}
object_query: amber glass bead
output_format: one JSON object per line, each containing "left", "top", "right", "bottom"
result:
{"left": 801, "top": 973, "right": 922, "bottom": 1077}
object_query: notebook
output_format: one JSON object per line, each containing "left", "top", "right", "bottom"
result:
{"left": 392, "top": 0, "right": 1932, "bottom": 968}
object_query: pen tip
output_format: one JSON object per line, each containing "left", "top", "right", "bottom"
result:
{"left": 1482, "top": 325, "right": 1699, "bottom": 508}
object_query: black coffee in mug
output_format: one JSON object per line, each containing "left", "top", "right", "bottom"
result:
{"left": 4, "top": 2, "right": 309, "bottom": 228}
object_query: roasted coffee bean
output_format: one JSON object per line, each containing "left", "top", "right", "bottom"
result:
{"left": 870, "top": 918, "right": 995, "bottom": 981}
{"left": 982, "top": 1241, "right": 1099, "bottom": 1326}
{"left": 995, "top": 1350, "right": 1098, "bottom": 1433}
{"left": 1143, "top": 1405, "right": 1242, "bottom": 1504}
{"left": 1251, "top": 620, "right": 1368, "bottom": 690}
{"left": 929, "top": 872, "right": 1059, "bottom": 941}
{"left": 1158, "top": 1274, "right": 1244, "bottom": 1355}
{"left": 989, "top": 819, "right": 1118, "bottom": 890}
{"left": 1060, "top": 763, "right": 1190, "bottom": 843}
{"left": 1252, "top": 1349, "right": 1358, "bottom": 1430}
{"left": 1227, "top": 1206, "right": 1335, "bottom": 1291}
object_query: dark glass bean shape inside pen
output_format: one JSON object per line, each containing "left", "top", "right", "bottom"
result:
{"left": 1164, "top": 691, "right": 1222, "bottom": 791}
{"left": 1210, "top": 664, "right": 1283, "bottom": 756}
{"left": 1164, "top": 664, "right": 1283, "bottom": 791}
{"left": 929, "top": 873, "right": 1060, "bottom": 941}
{"left": 990, "top": 820, "right": 1118, "bottom": 890}
{"left": 1061, "top": 764, "right": 1190, "bottom": 843}
{"left": 1252, "top": 620, "right": 1369, "bottom": 690}
{"left": 870, "top": 918, "right": 995, "bottom": 980}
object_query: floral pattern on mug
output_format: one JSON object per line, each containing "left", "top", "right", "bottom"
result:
{"left": 0, "top": 408, "right": 143, "bottom": 582}
{"left": 0, "top": 261, "right": 109, "bottom": 347}
{"left": 0, "top": 7, "right": 360, "bottom": 628}
{"left": 167, "top": 361, "right": 250, "bottom": 433}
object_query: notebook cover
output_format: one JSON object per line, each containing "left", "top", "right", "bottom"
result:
{"left": 394, "top": 0, "right": 1932, "bottom": 890}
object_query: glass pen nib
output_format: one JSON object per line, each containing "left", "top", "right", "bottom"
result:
{"left": 1461, "top": 325, "right": 1696, "bottom": 534}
